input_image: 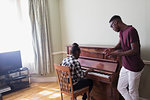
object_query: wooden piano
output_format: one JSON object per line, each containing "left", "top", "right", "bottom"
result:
{"left": 67, "top": 45, "right": 122, "bottom": 100}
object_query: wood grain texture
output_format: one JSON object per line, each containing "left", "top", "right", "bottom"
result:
{"left": 67, "top": 45, "right": 122, "bottom": 100}
{"left": 3, "top": 82, "right": 82, "bottom": 100}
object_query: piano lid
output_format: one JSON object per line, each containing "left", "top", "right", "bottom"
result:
{"left": 67, "top": 45, "right": 119, "bottom": 73}
{"left": 67, "top": 45, "right": 119, "bottom": 62}
{"left": 78, "top": 57, "right": 118, "bottom": 73}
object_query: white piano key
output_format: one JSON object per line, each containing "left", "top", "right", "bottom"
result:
{"left": 88, "top": 72, "right": 109, "bottom": 78}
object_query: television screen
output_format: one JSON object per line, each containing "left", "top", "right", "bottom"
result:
{"left": 0, "top": 51, "right": 22, "bottom": 75}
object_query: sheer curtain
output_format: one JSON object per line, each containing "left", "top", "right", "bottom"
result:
{"left": 0, "top": 0, "right": 53, "bottom": 75}
{"left": 29, "top": 0, "right": 54, "bottom": 76}
{"left": 0, "top": 0, "right": 36, "bottom": 74}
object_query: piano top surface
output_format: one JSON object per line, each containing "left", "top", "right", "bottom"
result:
{"left": 75, "top": 44, "right": 114, "bottom": 48}
{"left": 78, "top": 57, "right": 118, "bottom": 73}
{"left": 67, "top": 45, "right": 119, "bottom": 73}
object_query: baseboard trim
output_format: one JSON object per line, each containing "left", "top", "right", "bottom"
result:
{"left": 139, "top": 97, "right": 149, "bottom": 100}
{"left": 52, "top": 51, "right": 66, "bottom": 55}
{"left": 143, "top": 60, "right": 150, "bottom": 65}
{"left": 30, "top": 76, "right": 58, "bottom": 83}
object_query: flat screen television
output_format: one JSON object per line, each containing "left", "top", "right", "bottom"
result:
{"left": 0, "top": 51, "right": 22, "bottom": 76}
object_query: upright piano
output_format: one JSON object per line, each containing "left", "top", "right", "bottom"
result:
{"left": 67, "top": 45, "right": 122, "bottom": 100}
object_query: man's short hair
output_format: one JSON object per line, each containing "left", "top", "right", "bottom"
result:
{"left": 109, "top": 15, "right": 122, "bottom": 23}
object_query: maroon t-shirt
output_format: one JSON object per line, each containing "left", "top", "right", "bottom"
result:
{"left": 120, "top": 26, "right": 144, "bottom": 72}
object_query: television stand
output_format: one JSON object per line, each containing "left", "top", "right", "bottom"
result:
{"left": 0, "top": 93, "right": 2, "bottom": 100}
{"left": 0, "top": 86, "right": 11, "bottom": 94}
{"left": 0, "top": 67, "right": 30, "bottom": 94}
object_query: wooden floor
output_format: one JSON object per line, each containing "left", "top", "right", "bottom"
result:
{"left": 3, "top": 82, "right": 82, "bottom": 100}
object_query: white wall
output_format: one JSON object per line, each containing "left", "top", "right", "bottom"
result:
{"left": 59, "top": 0, "right": 150, "bottom": 61}
{"left": 139, "top": 64, "right": 150, "bottom": 100}
{"left": 48, "top": 0, "right": 62, "bottom": 53}
{"left": 59, "top": 0, "right": 150, "bottom": 99}
{"left": 48, "top": 0, "right": 63, "bottom": 67}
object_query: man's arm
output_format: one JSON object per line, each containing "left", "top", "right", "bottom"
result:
{"left": 110, "top": 42, "right": 139, "bottom": 56}
{"left": 104, "top": 40, "right": 121, "bottom": 55}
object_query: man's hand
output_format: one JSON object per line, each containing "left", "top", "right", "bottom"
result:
{"left": 110, "top": 50, "right": 123, "bottom": 56}
{"left": 103, "top": 48, "right": 115, "bottom": 55}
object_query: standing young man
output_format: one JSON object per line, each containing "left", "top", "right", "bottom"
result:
{"left": 105, "top": 15, "right": 144, "bottom": 100}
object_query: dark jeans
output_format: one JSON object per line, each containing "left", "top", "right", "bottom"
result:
{"left": 73, "top": 78, "right": 93, "bottom": 100}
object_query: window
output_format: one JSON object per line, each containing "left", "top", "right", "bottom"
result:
{"left": 0, "top": 0, "right": 36, "bottom": 73}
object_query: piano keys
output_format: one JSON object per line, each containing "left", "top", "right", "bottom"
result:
{"left": 67, "top": 45, "right": 122, "bottom": 100}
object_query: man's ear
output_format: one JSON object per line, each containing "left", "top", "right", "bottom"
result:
{"left": 114, "top": 20, "right": 118, "bottom": 24}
